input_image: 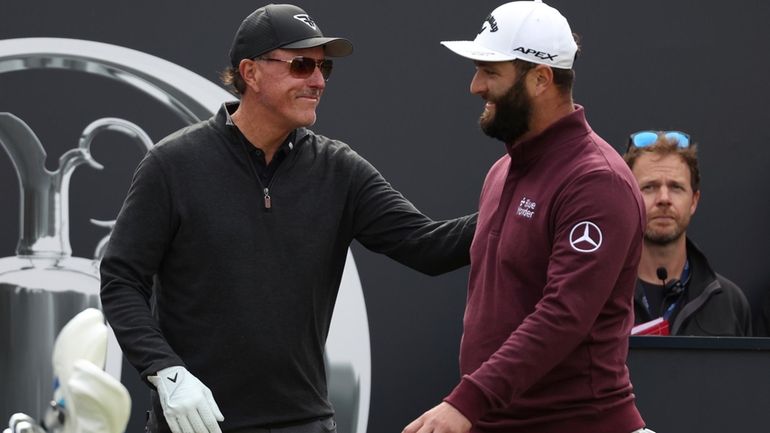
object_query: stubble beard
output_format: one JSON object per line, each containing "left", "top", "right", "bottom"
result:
{"left": 644, "top": 224, "right": 686, "bottom": 246}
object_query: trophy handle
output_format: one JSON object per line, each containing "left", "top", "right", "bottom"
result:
{"left": 90, "top": 219, "right": 115, "bottom": 263}
{"left": 77, "top": 118, "right": 154, "bottom": 263}
{"left": 78, "top": 118, "right": 154, "bottom": 157}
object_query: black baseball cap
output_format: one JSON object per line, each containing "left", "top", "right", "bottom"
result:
{"left": 228, "top": 4, "right": 353, "bottom": 67}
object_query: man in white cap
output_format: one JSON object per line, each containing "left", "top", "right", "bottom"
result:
{"left": 100, "top": 3, "right": 476, "bottom": 433}
{"left": 403, "top": 2, "right": 653, "bottom": 433}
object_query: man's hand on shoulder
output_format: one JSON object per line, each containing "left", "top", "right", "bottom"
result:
{"left": 402, "top": 402, "right": 471, "bottom": 433}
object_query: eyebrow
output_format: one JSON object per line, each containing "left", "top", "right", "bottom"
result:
{"left": 639, "top": 179, "right": 688, "bottom": 188}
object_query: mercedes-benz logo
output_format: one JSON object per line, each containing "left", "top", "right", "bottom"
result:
{"left": 569, "top": 221, "right": 602, "bottom": 253}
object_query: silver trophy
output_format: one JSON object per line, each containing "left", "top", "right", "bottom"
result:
{"left": 0, "top": 113, "right": 152, "bottom": 421}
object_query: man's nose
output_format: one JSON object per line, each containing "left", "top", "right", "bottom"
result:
{"left": 470, "top": 71, "right": 486, "bottom": 95}
{"left": 308, "top": 65, "right": 327, "bottom": 88}
{"left": 656, "top": 187, "right": 672, "bottom": 205}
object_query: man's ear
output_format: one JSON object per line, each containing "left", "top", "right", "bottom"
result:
{"left": 239, "top": 58, "right": 260, "bottom": 93}
{"left": 690, "top": 189, "right": 701, "bottom": 216}
{"left": 530, "top": 64, "right": 554, "bottom": 96}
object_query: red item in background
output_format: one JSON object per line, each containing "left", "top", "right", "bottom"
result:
{"left": 631, "top": 317, "right": 670, "bottom": 336}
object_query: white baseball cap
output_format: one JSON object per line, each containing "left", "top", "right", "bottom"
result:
{"left": 441, "top": 0, "right": 577, "bottom": 69}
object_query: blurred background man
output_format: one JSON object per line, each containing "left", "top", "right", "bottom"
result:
{"left": 624, "top": 130, "right": 751, "bottom": 336}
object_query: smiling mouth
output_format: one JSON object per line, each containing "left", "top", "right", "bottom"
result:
{"left": 297, "top": 95, "right": 321, "bottom": 105}
{"left": 298, "top": 90, "right": 322, "bottom": 99}
{"left": 480, "top": 101, "right": 495, "bottom": 118}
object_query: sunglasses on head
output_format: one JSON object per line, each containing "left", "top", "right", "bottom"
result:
{"left": 628, "top": 130, "right": 691, "bottom": 150}
{"left": 257, "top": 56, "right": 333, "bottom": 80}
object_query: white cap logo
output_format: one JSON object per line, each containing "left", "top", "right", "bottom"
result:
{"left": 479, "top": 15, "right": 499, "bottom": 34}
{"left": 293, "top": 14, "right": 317, "bottom": 29}
{"left": 569, "top": 221, "right": 602, "bottom": 253}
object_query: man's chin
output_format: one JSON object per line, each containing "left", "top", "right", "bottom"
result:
{"left": 644, "top": 230, "right": 684, "bottom": 246}
{"left": 297, "top": 111, "right": 317, "bottom": 127}
{"left": 479, "top": 112, "right": 496, "bottom": 131}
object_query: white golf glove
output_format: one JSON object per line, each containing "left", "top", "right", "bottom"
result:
{"left": 147, "top": 366, "right": 224, "bottom": 433}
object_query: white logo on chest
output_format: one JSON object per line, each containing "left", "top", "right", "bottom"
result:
{"left": 516, "top": 197, "right": 536, "bottom": 219}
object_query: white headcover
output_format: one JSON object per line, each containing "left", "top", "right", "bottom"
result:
{"left": 52, "top": 308, "right": 108, "bottom": 408}
{"left": 50, "top": 308, "right": 131, "bottom": 433}
{"left": 66, "top": 360, "right": 131, "bottom": 433}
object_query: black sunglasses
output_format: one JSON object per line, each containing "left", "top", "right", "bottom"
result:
{"left": 628, "top": 130, "right": 691, "bottom": 151}
{"left": 257, "top": 56, "right": 333, "bottom": 80}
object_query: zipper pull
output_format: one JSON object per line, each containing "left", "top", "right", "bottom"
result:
{"left": 263, "top": 187, "right": 272, "bottom": 209}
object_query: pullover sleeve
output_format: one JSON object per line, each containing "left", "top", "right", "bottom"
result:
{"left": 350, "top": 153, "right": 476, "bottom": 275}
{"left": 100, "top": 151, "right": 184, "bottom": 382}
{"left": 445, "top": 170, "right": 642, "bottom": 422}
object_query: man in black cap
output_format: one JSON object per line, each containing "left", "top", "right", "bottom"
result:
{"left": 100, "top": 4, "right": 476, "bottom": 433}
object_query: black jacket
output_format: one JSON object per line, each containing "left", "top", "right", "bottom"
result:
{"left": 100, "top": 103, "right": 476, "bottom": 430}
{"left": 634, "top": 238, "right": 751, "bottom": 336}
{"left": 756, "top": 292, "right": 770, "bottom": 337}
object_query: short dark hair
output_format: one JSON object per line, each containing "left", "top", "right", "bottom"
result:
{"left": 220, "top": 66, "right": 246, "bottom": 95}
{"left": 624, "top": 137, "right": 701, "bottom": 193}
{"left": 511, "top": 59, "right": 575, "bottom": 95}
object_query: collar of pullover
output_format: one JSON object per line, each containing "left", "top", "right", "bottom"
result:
{"left": 505, "top": 105, "right": 592, "bottom": 169}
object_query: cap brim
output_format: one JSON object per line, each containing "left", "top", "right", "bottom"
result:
{"left": 440, "top": 40, "right": 516, "bottom": 62}
{"left": 283, "top": 37, "right": 353, "bottom": 57}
